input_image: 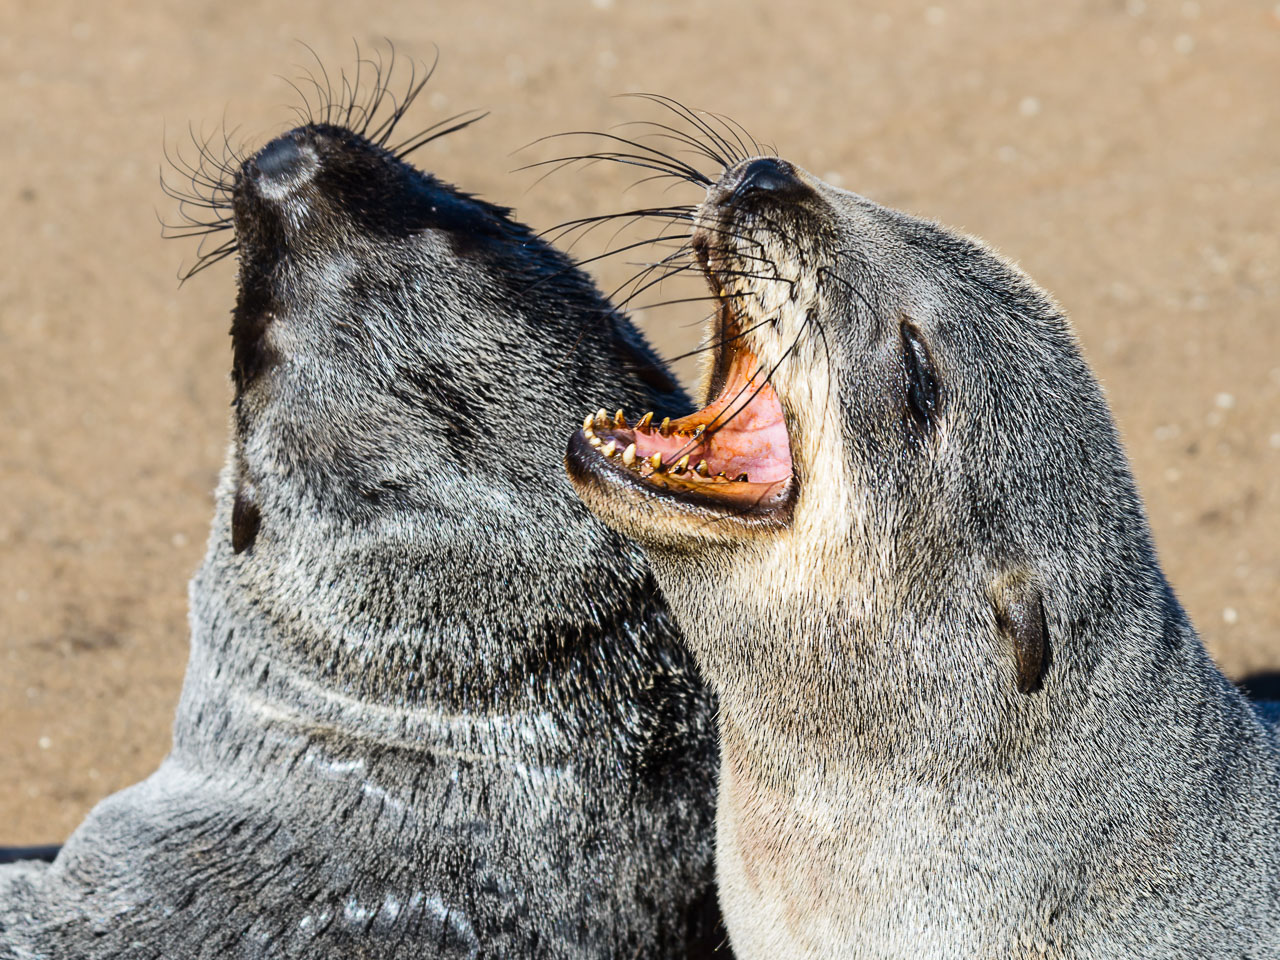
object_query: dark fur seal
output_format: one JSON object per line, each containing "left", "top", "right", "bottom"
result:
{"left": 562, "top": 126, "right": 1280, "bottom": 956}
{"left": 0, "top": 60, "right": 723, "bottom": 959}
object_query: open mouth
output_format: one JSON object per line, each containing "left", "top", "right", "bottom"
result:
{"left": 566, "top": 292, "right": 795, "bottom": 523}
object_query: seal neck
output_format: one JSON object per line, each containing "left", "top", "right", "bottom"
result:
{"left": 172, "top": 541, "right": 696, "bottom": 771}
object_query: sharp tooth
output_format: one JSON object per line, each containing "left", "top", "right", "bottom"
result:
{"left": 673, "top": 455, "right": 690, "bottom": 474}
{"left": 693, "top": 425, "right": 706, "bottom": 439}
{"left": 735, "top": 473, "right": 749, "bottom": 482}
{"left": 659, "top": 417, "right": 672, "bottom": 437}
{"left": 719, "top": 286, "right": 728, "bottom": 297}
{"left": 582, "top": 413, "right": 594, "bottom": 432}
{"left": 622, "top": 443, "right": 636, "bottom": 467}
{"left": 695, "top": 460, "right": 710, "bottom": 477}
{"left": 613, "top": 409, "right": 626, "bottom": 427}
{"left": 595, "top": 408, "right": 609, "bottom": 426}
{"left": 602, "top": 440, "right": 618, "bottom": 458}
{"left": 648, "top": 453, "right": 662, "bottom": 470}
{"left": 636, "top": 412, "right": 653, "bottom": 431}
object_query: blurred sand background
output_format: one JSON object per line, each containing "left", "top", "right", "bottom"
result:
{"left": 2, "top": 0, "right": 1279, "bottom": 840}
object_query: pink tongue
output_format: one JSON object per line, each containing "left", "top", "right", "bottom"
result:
{"left": 710, "top": 418, "right": 791, "bottom": 483}
{"left": 630, "top": 380, "right": 792, "bottom": 484}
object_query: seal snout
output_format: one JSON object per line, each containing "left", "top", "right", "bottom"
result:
{"left": 721, "top": 157, "right": 811, "bottom": 206}
{"left": 245, "top": 131, "right": 319, "bottom": 200}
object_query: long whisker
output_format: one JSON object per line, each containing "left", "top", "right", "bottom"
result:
{"left": 620, "top": 93, "right": 744, "bottom": 167}
{"left": 613, "top": 119, "right": 731, "bottom": 169}
{"left": 518, "top": 130, "right": 712, "bottom": 185}
{"left": 393, "top": 109, "right": 488, "bottom": 158}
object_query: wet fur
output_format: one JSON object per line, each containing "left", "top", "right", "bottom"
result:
{"left": 0, "top": 61, "right": 724, "bottom": 959}
{"left": 559, "top": 115, "right": 1280, "bottom": 958}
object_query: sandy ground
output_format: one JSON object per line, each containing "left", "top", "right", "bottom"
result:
{"left": 2, "top": 0, "right": 1278, "bottom": 842}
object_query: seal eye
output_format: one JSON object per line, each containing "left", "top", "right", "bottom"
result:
{"left": 900, "top": 321, "right": 941, "bottom": 436}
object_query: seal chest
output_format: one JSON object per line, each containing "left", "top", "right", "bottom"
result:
{"left": 564, "top": 144, "right": 1280, "bottom": 957}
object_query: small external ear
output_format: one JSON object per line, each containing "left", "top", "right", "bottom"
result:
{"left": 231, "top": 484, "right": 261, "bottom": 555}
{"left": 900, "top": 320, "right": 941, "bottom": 436}
{"left": 990, "top": 570, "right": 1049, "bottom": 694}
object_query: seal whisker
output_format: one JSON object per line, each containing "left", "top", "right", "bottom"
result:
{"left": 176, "top": 238, "right": 237, "bottom": 281}
{"left": 612, "top": 119, "right": 733, "bottom": 169}
{"left": 538, "top": 206, "right": 697, "bottom": 245}
{"left": 656, "top": 313, "right": 778, "bottom": 365}
{"left": 620, "top": 93, "right": 743, "bottom": 166}
{"left": 624, "top": 172, "right": 708, "bottom": 196}
{"left": 292, "top": 43, "right": 336, "bottom": 126}
{"left": 513, "top": 233, "right": 694, "bottom": 301}
{"left": 278, "top": 75, "right": 319, "bottom": 128}
{"left": 610, "top": 260, "right": 706, "bottom": 309}
{"left": 366, "top": 47, "right": 436, "bottom": 147}
{"left": 352, "top": 44, "right": 393, "bottom": 138}
{"left": 163, "top": 43, "right": 474, "bottom": 284}
{"left": 705, "top": 109, "right": 767, "bottom": 160}
{"left": 391, "top": 109, "right": 489, "bottom": 159}
{"left": 519, "top": 149, "right": 709, "bottom": 189}
{"left": 517, "top": 130, "right": 713, "bottom": 185}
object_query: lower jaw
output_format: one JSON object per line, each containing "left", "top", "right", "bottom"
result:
{"left": 565, "top": 429, "right": 794, "bottom": 533}
{"left": 564, "top": 278, "right": 799, "bottom": 541}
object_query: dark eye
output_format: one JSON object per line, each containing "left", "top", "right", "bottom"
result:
{"left": 900, "top": 320, "right": 941, "bottom": 436}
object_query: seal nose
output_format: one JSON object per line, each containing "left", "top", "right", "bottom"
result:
{"left": 256, "top": 136, "right": 305, "bottom": 180}
{"left": 247, "top": 132, "right": 318, "bottom": 197}
{"left": 725, "top": 157, "right": 809, "bottom": 206}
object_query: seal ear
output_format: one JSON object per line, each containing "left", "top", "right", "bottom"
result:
{"left": 990, "top": 571, "right": 1049, "bottom": 694}
{"left": 899, "top": 320, "right": 941, "bottom": 436}
{"left": 231, "top": 484, "right": 261, "bottom": 554}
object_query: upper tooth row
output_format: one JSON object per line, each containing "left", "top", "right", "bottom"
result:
{"left": 581, "top": 408, "right": 705, "bottom": 439}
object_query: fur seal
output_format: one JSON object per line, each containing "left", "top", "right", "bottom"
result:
{"left": 563, "top": 140, "right": 1280, "bottom": 956}
{"left": 0, "top": 60, "right": 725, "bottom": 959}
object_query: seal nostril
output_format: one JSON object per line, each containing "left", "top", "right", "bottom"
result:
{"left": 253, "top": 135, "right": 307, "bottom": 184}
{"left": 726, "top": 157, "right": 807, "bottom": 205}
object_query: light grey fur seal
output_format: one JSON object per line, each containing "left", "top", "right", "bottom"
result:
{"left": 0, "top": 61, "right": 727, "bottom": 959}
{"left": 563, "top": 141, "right": 1280, "bottom": 957}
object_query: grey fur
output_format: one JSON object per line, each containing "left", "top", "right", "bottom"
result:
{"left": 0, "top": 84, "right": 725, "bottom": 958}
{"left": 569, "top": 155, "right": 1280, "bottom": 958}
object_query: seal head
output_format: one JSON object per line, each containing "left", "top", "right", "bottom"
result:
{"left": 565, "top": 147, "right": 1280, "bottom": 957}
